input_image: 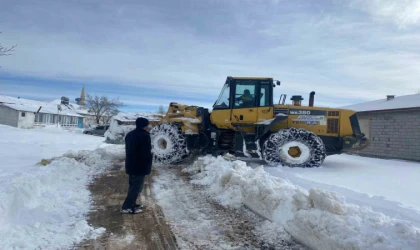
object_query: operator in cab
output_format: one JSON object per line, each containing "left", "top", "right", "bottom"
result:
{"left": 236, "top": 89, "right": 254, "bottom": 107}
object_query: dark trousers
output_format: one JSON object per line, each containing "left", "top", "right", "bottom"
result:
{"left": 122, "top": 175, "right": 145, "bottom": 209}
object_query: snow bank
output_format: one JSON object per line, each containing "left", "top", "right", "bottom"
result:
{"left": 266, "top": 154, "right": 420, "bottom": 212}
{"left": 105, "top": 112, "right": 162, "bottom": 144}
{"left": 105, "top": 118, "right": 136, "bottom": 144}
{"left": 0, "top": 146, "right": 124, "bottom": 249}
{"left": 184, "top": 156, "right": 420, "bottom": 250}
{"left": 112, "top": 112, "right": 162, "bottom": 122}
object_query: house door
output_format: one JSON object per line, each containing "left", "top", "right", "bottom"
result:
{"left": 78, "top": 117, "right": 83, "bottom": 128}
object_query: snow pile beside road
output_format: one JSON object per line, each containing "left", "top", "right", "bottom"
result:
{"left": 184, "top": 156, "right": 420, "bottom": 250}
{"left": 112, "top": 112, "right": 162, "bottom": 122}
{"left": 105, "top": 112, "right": 162, "bottom": 144}
{"left": 264, "top": 154, "right": 420, "bottom": 225}
{"left": 0, "top": 146, "right": 124, "bottom": 250}
{"left": 105, "top": 118, "right": 136, "bottom": 143}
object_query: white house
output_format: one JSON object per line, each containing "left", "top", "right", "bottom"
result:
{"left": 0, "top": 95, "right": 85, "bottom": 129}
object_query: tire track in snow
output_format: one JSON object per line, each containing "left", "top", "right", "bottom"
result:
{"left": 76, "top": 162, "right": 178, "bottom": 250}
{"left": 153, "top": 166, "right": 307, "bottom": 250}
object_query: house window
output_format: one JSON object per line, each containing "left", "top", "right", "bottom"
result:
{"left": 43, "top": 114, "right": 53, "bottom": 124}
{"left": 21, "top": 112, "right": 26, "bottom": 117}
{"left": 35, "top": 113, "right": 43, "bottom": 123}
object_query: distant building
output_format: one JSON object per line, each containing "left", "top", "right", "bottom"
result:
{"left": 343, "top": 94, "right": 420, "bottom": 161}
{"left": 75, "top": 86, "right": 86, "bottom": 106}
{"left": 0, "top": 95, "right": 85, "bottom": 129}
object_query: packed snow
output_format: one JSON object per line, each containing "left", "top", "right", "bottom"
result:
{"left": 262, "top": 154, "right": 420, "bottom": 228}
{"left": 184, "top": 156, "right": 420, "bottom": 250}
{"left": 111, "top": 112, "right": 162, "bottom": 122}
{"left": 105, "top": 118, "right": 136, "bottom": 144}
{"left": 256, "top": 118, "right": 275, "bottom": 125}
{"left": 153, "top": 165, "right": 304, "bottom": 249}
{"left": 279, "top": 141, "right": 311, "bottom": 164}
{"left": 242, "top": 139, "right": 252, "bottom": 158}
{"left": 0, "top": 125, "right": 119, "bottom": 249}
{"left": 105, "top": 112, "right": 162, "bottom": 143}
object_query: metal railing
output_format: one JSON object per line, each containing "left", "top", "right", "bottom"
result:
{"left": 34, "top": 122, "right": 78, "bottom": 127}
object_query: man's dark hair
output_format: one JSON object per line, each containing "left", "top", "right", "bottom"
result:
{"left": 136, "top": 117, "right": 149, "bottom": 128}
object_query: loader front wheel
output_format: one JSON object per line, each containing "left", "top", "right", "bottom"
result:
{"left": 150, "top": 124, "right": 189, "bottom": 165}
{"left": 263, "top": 128, "right": 326, "bottom": 168}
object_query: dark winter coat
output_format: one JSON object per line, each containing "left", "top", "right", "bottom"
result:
{"left": 125, "top": 128, "right": 153, "bottom": 176}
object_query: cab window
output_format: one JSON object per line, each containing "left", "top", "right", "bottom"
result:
{"left": 234, "top": 81, "right": 257, "bottom": 108}
{"left": 214, "top": 84, "right": 230, "bottom": 109}
{"left": 259, "top": 83, "right": 271, "bottom": 107}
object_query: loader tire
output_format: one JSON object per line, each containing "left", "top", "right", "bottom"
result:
{"left": 263, "top": 128, "right": 326, "bottom": 168}
{"left": 150, "top": 123, "right": 189, "bottom": 165}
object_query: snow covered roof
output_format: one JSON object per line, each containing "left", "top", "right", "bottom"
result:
{"left": 49, "top": 99, "right": 91, "bottom": 115}
{"left": 112, "top": 112, "right": 163, "bottom": 122}
{"left": 0, "top": 95, "right": 84, "bottom": 117}
{"left": 341, "top": 94, "right": 420, "bottom": 113}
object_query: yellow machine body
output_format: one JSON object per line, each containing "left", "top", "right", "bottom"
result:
{"left": 209, "top": 104, "right": 356, "bottom": 138}
{"left": 156, "top": 76, "right": 364, "bottom": 161}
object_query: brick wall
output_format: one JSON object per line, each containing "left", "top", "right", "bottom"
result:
{"left": 0, "top": 105, "right": 19, "bottom": 127}
{"left": 357, "top": 110, "right": 420, "bottom": 161}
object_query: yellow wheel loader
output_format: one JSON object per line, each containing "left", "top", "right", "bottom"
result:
{"left": 150, "top": 76, "right": 366, "bottom": 167}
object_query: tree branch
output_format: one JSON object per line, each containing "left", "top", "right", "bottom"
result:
{"left": 86, "top": 94, "right": 124, "bottom": 124}
{"left": 0, "top": 44, "right": 17, "bottom": 56}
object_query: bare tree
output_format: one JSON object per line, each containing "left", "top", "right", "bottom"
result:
{"left": 101, "top": 109, "right": 119, "bottom": 124}
{"left": 86, "top": 95, "right": 124, "bottom": 124}
{"left": 157, "top": 104, "right": 166, "bottom": 115}
{"left": 0, "top": 32, "right": 16, "bottom": 57}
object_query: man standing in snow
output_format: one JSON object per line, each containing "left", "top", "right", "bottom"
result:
{"left": 121, "top": 117, "right": 153, "bottom": 214}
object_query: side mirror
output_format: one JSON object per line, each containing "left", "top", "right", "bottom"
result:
{"left": 276, "top": 80, "right": 281, "bottom": 86}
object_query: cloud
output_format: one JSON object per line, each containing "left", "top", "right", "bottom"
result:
{"left": 1, "top": 0, "right": 420, "bottom": 110}
{"left": 350, "top": 0, "right": 420, "bottom": 28}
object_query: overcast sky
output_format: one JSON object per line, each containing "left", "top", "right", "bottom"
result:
{"left": 1, "top": 0, "right": 419, "bottom": 112}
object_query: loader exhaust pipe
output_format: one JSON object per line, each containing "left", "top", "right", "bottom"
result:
{"left": 309, "top": 91, "right": 315, "bottom": 107}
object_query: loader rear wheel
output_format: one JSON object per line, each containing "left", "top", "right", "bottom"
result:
{"left": 150, "top": 124, "right": 189, "bottom": 165}
{"left": 263, "top": 128, "right": 326, "bottom": 168}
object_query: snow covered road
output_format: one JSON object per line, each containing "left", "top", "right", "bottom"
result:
{"left": 186, "top": 155, "right": 420, "bottom": 250}
{"left": 2, "top": 123, "right": 420, "bottom": 249}
{"left": 153, "top": 165, "right": 306, "bottom": 250}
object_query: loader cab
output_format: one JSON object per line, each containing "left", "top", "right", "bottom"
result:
{"left": 212, "top": 77, "right": 276, "bottom": 128}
